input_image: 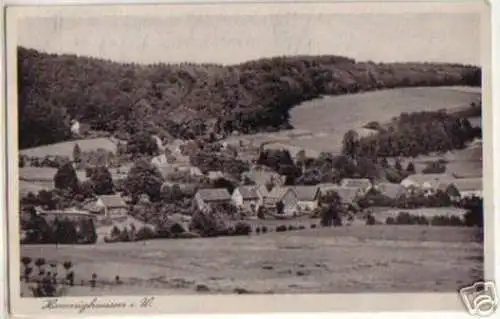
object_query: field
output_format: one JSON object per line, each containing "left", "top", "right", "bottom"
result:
{"left": 20, "top": 225, "right": 483, "bottom": 296}
{"left": 224, "top": 86, "right": 481, "bottom": 156}
{"left": 19, "top": 167, "right": 89, "bottom": 196}
{"left": 19, "top": 137, "right": 118, "bottom": 158}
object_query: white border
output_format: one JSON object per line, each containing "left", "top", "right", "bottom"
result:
{"left": 1, "top": 0, "right": 498, "bottom": 318}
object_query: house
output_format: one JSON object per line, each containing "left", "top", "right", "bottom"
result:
{"left": 292, "top": 185, "right": 320, "bottom": 212}
{"left": 232, "top": 186, "right": 262, "bottom": 213}
{"left": 266, "top": 186, "right": 299, "bottom": 214}
{"left": 452, "top": 178, "right": 483, "bottom": 199}
{"left": 70, "top": 120, "right": 80, "bottom": 136}
{"left": 400, "top": 173, "right": 454, "bottom": 194}
{"left": 374, "top": 183, "right": 407, "bottom": 200}
{"left": 340, "top": 178, "right": 373, "bottom": 194}
{"left": 194, "top": 188, "right": 232, "bottom": 211}
{"left": 94, "top": 195, "right": 128, "bottom": 219}
{"left": 207, "top": 171, "right": 225, "bottom": 181}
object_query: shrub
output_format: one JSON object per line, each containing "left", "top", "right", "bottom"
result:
{"left": 310, "top": 224, "right": 317, "bottom": 229}
{"left": 276, "top": 225, "right": 287, "bottom": 232}
{"left": 255, "top": 227, "right": 261, "bottom": 234}
{"left": 288, "top": 225, "right": 295, "bottom": 231}
{"left": 233, "top": 222, "right": 252, "bottom": 236}
{"left": 261, "top": 226, "right": 268, "bottom": 233}
{"left": 298, "top": 225, "right": 305, "bottom": 230}
{"left": 385, "top": 217, "right": 395, "bottom": 225}
{"left": 366, "top": 214, "right": 376, "bottom": 225}
{"left": 135, "top": 226, "right": 156, "bottom": 240}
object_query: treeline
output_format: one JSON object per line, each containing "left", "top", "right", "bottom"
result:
{"left": 19, "top": 46, "right": 481, "bottom": 149}
{"left": 350, "top": 110, "right": 479, "bottom": 158}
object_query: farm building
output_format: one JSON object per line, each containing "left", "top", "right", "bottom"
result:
{"left": 94, "top": 195, "right": 129, "bottom": 219}
{"left": 36, "top": 208, "right": 97, "bottom": 223}
{"left": 452, "top": 178, "right": 483, "bottom": 198}
{"left": 266, "top": 187, "right": 299, "bottom": 214}
{"left": 373, "top": 183, "right": 407, "bottom": 200}
{"left": 194, "top": 188, "right": 232, "bottom": 211}
{"left": 292, "top": 185, "right": 321, "bottom": 212}
{"left": 400, "top": 173, "right": 455, "bottom": 194}
{"left": 340, "top": 178, "right": 373, "bottom": 194}
{"left": 232, "top": 186, "right": 262, "bottom": 213}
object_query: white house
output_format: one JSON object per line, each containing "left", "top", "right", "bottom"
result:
{"left": 266, "top": 187, "right": 299, "bottom": 214}
{"left": 232, "top": 186, "right": 262, "bottom": 213}
{"left": 292, "top": 185, "right": 320, "bottom": 212}
{"left": 400, "top": 173, "right": 454, "bottom": 195}
{"left": 340, "top": 178, "right": 373, "bottom": 194}
{"left": 94, "top": 195, "right": 128, "bottom": 219}
{"left": 70, "top": 120, "right": 80, "bottom": 136}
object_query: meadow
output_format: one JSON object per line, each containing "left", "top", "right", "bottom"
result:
{"left": 19, "top": 137, "right": 118, "bottom": 158}
{"left": 224, "top": 86, "right": 481, "bottom": 156}
{"left": 20, "top": 225, "right": 483, "bottom": 296}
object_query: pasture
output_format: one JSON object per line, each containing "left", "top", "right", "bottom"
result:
{"left": 20, "top": 225, "right": 483, "bottom": 296}
{"left": 223, "top": 86, "right": 481, "bottom": 156}
{"left": 19, "top": 138, "right": 118, "bottom": 158}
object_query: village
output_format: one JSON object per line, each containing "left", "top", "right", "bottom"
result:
{"left": 19, "top": 112, "right": 484, "bottom": 245}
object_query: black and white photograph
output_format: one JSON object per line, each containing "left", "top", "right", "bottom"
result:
{"left": 5, "top": 1, "right": 494, "bottom": 316}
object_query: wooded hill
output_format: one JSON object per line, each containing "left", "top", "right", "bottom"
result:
{"left": 18, "top": 46, "right": 481, "bottom": 149}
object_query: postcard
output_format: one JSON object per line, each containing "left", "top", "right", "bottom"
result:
{"left": 3, "top": 1, "right": 496, "bottom": 317}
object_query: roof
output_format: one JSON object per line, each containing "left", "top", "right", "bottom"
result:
{"left": 98, "top": 195, "right": 127, "bottom": 208}
{"left": 235, "top": 186, "right": 260, "bottom": 200}
{"left": 196, "top": 188, "right": 232, "bottom": 202}
{"left": 291, "top": 185, "right": 319, "bottom": 201}
{"left": 207, "top": 171, "right": 225, "bottom": 180}
{"left": 340, "top": 178, "right": 372, "bottom": 189}
{"left": 377, "top": 183, "right": 406, "bottom": 199}
{"left": 267, "top": 186, "right": 294, "bottom": 200}
{"left": 242, "top": 168, "right": 283, "bottom": 186}
{"left": 402, "top": 174, "right": 454, "bottom": 188}
{"left": 452, "top": 178, "right": 483, "bottom": 192}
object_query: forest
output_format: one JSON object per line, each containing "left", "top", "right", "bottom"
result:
{"left": 18, "top": 46, "right": 481, "bottom": 149}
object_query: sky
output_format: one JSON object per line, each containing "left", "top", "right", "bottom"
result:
{"left": 17, "top": 13, "right": 481, "bottom": 66}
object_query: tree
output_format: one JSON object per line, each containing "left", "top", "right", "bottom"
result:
{"left": 406, "top": 162, "right": 416, "bottom": 174}
{"left": 126, "top": 132, "right": 159, "bottom": 156}
{"left": 124, "top": 159, "right": 164, "bottom": 202}
{"left": 394, "top": 159, "right": 403, "bottom": 171}
{"left": 54, "top": 163, "right": 79, "bottom": 193}
{"left": 72, "top": 143, "right": 82, "bottom": 164}
{"left": 320, "top": 191, "right": 343, "bottom": 227}
{"left": 276, "top": 201, "right": 285, "bottom": 215}
{"left": 89, "top": 166, "right": 114, "bottom": 195}
{"left": 342, "top": 130, "right": 360, "bottom": 159}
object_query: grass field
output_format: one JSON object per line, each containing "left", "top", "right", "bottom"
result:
{"left": 19, "top": 167, "right": 89, "bottom": 196}
{"left": 20, "top": 225, "right": 483, "bottom": 296}
{"left": 19, "top": 138, "right": 118, "bottom": 158}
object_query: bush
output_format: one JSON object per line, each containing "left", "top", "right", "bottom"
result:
{"left": 430, "top": 215, "right": 464, "bottom": 226}
{"left": 232, "top": 222, "right": 252, "bottom": 236}
{"left": 135, "top": 226, "right": 156, "bottom": 240}
{"left": 310, "top": 224, "right": 317, "bottom": 229}
{"left": 255, "top": 227, "right": 261, "bottom": 234}
{"left": 261, "top": 226, "right": 268, "bottom": 233}
{"left": 276, "top": 225, "right": 287, "bottom": 232}
{"left": 298, "top": 225, "right": 305, "bottom": 230}
{"left": 287, "top": 225, "right": 295, "bottom": 231}
{"left": 366, "top": 214, "right": 376, "bottom": 225}
{"left": 385, "top": 217, "right": 395, "bottom": 225}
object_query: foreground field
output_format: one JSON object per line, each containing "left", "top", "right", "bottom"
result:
{"left": 20, "top": 225, "right": 483, "bottom": 296}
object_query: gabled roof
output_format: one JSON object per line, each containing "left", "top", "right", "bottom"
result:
{"left": 319, "top": 185, "right": 360, "bottom": 204}
{"left": 452, "top": 178, "right": 483, "bottom": 192}
{"left": 340, "top": 178, "right": 372, "bottom": 189}
{"left": 235, "top": 186, "right": 260, "bottom": 200}
{"left": 98, "top": 195, "right": 127, "bottom": 208}
{"left": 267, "top": 187, "right": 294, "bottom": 200}
{"left": 196, "top": 188, "right": 232, "bottom": 202}
{"left": 377, "top": 183, "right": 406, "bottom": 199}
{"left": 291, "top": 185, "right": 319, "bottom": 201}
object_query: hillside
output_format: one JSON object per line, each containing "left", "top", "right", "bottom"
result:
{"left": 18, "top": 46, "right": 481, "bottom": 149}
